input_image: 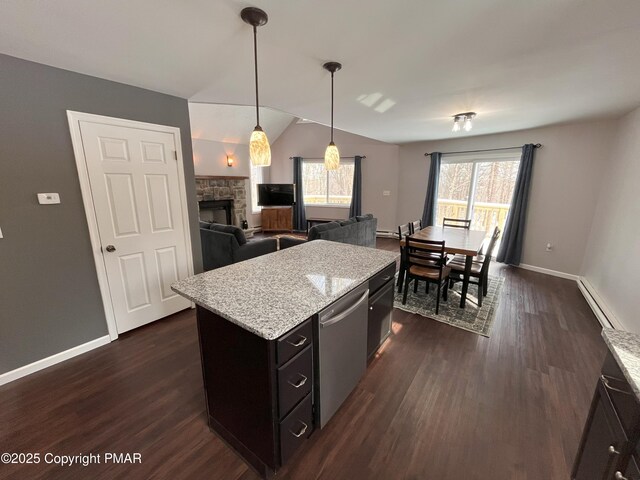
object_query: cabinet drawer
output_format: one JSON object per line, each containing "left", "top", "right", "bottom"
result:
{"left": 278, "top": 346, "right": 313, "bottom": 419}
{"left": 279, "top": 393, "right": 313, "bottom": 465}
{"left": 369, "top": 263, "right": 396, "bottom": 296}
{"left": 277, "top": 319, "right": 312, "bottom": 366}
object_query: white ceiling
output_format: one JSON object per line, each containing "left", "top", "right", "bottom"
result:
{"left": 189, "top": 104, "right": 294, "bottom": 145}
{"left": 1, "top": 0, "right": 640, "bottom": 143}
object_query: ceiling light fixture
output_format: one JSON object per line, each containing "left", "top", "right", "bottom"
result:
{"left": 452, "top": 112, "right": 476, "bottom": 133}
{"left": 452, "top": 115, "right": 462, "bottom": 132}
{"left": 323, "top": 61, "right": 342, "bottom": 171}
{"left": 241, "top": 7, "right": 270, "bottom": 167}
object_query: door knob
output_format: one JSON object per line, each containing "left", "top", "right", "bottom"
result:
{"left": 105, "top": 245, "right": 116, "bottom": 253}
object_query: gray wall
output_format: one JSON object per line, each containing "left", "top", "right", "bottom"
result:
{"left": 270, "top": 121, "right": 400, "bottom": 232}
{"left": 0, "top": 54, "right": 201, "bottom": 375}
{"left": 397, "top": 119, "right": 618, "bottom": 275}
{"left": 582, "top": 106, "right": 640, "bottom": 332}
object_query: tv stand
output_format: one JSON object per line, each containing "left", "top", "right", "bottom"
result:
{"left": 261, "top": 206, "right": 293, "bottom": 232}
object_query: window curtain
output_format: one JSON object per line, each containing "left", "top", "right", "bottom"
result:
{"left": 292, "top": 156, "right": 306, "bottom": 231}
{"left": 496, "top": 144, "right": 536, "bottom": 265}
{"left": 349, "top": 155, "right": 363, "bottom": 218}
{"left": 421, "top": 152, "right": 442, "bottom": 227}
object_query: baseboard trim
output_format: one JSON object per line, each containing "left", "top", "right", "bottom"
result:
{"left": 0, "top": 335, "right": 111, "bottom": 387}
{"left": 577, "top": 277, "right": 622, "bottom": 330}
{"left": 516, "top": 263, "right": 579, "bottom": 281}
{"left": 376, "top": 230, "right": 397, "bottom": 239}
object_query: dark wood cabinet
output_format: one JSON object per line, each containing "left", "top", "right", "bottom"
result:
{"left": 262, "top": 207, "right": 293, "bottom": 232}
{"left": 196, "top": 307, "right": 314, "bottom": 478}
{"left": 624, "top": 456, "right": 640, "bottom": 480}
{"left": 367, "top": 264, "right": 395, "bottom": 361}
{"left": 573, "top": 353, "right": 640, "bottom": 480}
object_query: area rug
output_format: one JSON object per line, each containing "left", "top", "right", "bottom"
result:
{"left": 393, "top": 274, "right": 504, "bottom": 337}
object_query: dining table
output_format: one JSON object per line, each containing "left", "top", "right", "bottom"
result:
{"left": 399, "top": 226, "right": 488, "bottom": 308}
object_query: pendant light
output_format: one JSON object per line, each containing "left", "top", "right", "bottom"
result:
{"left": 323, "top": 61, "right": 342, "bottom": 171}
{"left": 241, "top": 7, "right": 271, "bottom": 167}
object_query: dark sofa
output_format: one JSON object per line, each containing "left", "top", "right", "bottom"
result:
{"left": 279, "top": 214, "right": 377, "bottom": 249}
{"left": 200, "top": 222, "right": 277, "bottom": 270}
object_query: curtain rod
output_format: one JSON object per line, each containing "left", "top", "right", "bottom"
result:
{"left": 424, "top": 143, "right": 541, "bottom": 157}
{"left": 289, "top": 155, "right": 366, "bottom": 160}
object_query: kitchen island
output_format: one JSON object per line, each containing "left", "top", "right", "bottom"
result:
{"left": 172, "top": 240, "right": 398, "bottom": 477}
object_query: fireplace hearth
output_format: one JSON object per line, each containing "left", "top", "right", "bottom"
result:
{"left": 199, "top": 199, "right": 233, "bottom": 225}
{"left": 196, "top": 176, "right": 247, "bottom": 226}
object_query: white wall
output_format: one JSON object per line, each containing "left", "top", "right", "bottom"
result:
{"left": 270, "top": 122, "right": 400, "bottom": 232}
{"left": 397, "top": 119, "right": 619, "bottom": 275}
{"left": 192, "top": 138, "right": 268, "bottom": 228}
{"left": 581, "top": 107, "right": 640, "bottom": 332}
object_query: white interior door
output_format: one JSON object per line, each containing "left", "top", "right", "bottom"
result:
{"left": 79, "top": 120, "right": 191, "bottom": 334}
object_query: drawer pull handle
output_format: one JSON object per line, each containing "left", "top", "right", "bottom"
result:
{"left": 286, "top": 336, "right": 307, "bottom": 347}
{"left": 287, "top": 374, "right": 307, "bottom": 389}
{"left": 381, "top": 276, "right": 392, "bottom": 282}
{"left": 601, "top": 375, "right": 632, "bottom": 396}
{"left": 615, "top": 472, "right": 628, "bottom": 480}
{"left": 608, "top": 445, "right": 620, "bottom": 455}
{"left": 290, "top": 421, "right": 308, "bottom": 438}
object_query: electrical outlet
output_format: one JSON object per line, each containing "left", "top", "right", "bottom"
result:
{"left": 546, "top": 243, "right": 553, "bottom": 252}
{"left": 37, "top": 193, "right": 61, "bottom": 204}
{"left": 383, "top": 190, "right": 391, "bottom": 196}
{"left": 0, "top": 226, "right": 3, "bottom": 238}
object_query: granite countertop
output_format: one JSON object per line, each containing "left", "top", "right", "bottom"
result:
{"left": 602, "top": 328, "right": 640, "bottom": 399}
{"left": 171, "top": 240, "right": 399, "bottom": 340}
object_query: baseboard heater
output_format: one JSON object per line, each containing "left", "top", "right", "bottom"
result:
{"left": 577, "top": 277, "right": 615, "bottom": 330}
{"left": 376, "top": 230, "right": 397, "bottom": 239}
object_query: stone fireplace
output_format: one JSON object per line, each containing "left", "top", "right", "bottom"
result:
{"left": 195, "top": 176, "right": 247, "bottom": 226}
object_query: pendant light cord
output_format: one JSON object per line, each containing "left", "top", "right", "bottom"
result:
{"left": 253, "top": 25, "right": 260, "bottom": 128}
{"left": 330, "top": 71, "right": 334, "bottom": 143}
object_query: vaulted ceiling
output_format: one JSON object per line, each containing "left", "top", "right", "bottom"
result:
{"left": 1, "top": 0, "right": 639, "bottom": 143}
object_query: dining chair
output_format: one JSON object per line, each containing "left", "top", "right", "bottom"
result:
{"left": 410, "top": 219, "right": 422, "bottom": 234}
{"left": 402, "top": 237, "right": 450, "bottom": 314}
{"left": 443, "top": 217, "right": 471, "bottom": 229}
{"left": 448, "top": 227, "right": 501, "bottom": 306}
{"left": 397, "top": 223, "right": 412, "bottom": 292}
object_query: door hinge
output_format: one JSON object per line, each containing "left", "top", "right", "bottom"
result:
{"left": 174, "top": 150, "right": 178, "bottom": 160}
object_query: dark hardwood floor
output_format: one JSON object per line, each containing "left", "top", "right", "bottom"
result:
{"left": 0, "top": 238, "right": 606, "bottom": 480}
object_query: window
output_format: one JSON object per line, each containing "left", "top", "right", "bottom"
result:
{"left": 250, "top": 163, "right": 264, "bottom": 214}
{"left": 436, "top": 153, "right": 520, "bottom": 252}
{"left": 302, "top": 160, "right": 354, "bottom": 206}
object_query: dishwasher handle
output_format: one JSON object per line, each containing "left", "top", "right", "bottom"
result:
{"left": 320, "top": 289, "right": 369, "bottom": 329}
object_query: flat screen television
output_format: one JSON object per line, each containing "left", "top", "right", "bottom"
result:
{"left": 257, "top": 184, "right": 296, "bottom": 206}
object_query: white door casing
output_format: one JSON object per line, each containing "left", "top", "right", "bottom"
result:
{"left": 68, "top": 112, "right": 194, "bottom": 339}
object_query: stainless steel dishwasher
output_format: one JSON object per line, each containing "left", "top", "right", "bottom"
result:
{"left": 315, "top": 283, "right": 369, "bottom": 428}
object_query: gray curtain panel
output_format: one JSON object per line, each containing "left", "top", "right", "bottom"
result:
{"left": 421, "top": 152, "right": 442, "bottom": 227}
{"left": 292, "top": 156, "right": 306, "bottom": 231}
{"left": 496, "top": 144, "right": 536, "bottom": 265}
{"left": 349, "top": 155, "right": 363, "bottom": 218}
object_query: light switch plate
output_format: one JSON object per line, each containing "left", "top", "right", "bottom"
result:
{"left": 37, "top": 193, "right": 61, "bottom": 204}
{"left": 0, "top": 226, "right": 3, "bottom": 238}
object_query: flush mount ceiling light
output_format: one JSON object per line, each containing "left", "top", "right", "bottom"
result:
{"left": 241, "top": 7, "right": 271, "bottom": 167}
{"left": 323, "top": 61, "right": 342, "bottom": 171}
{"left": 452, "top": 112, "right": 476, "bottom": 133}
